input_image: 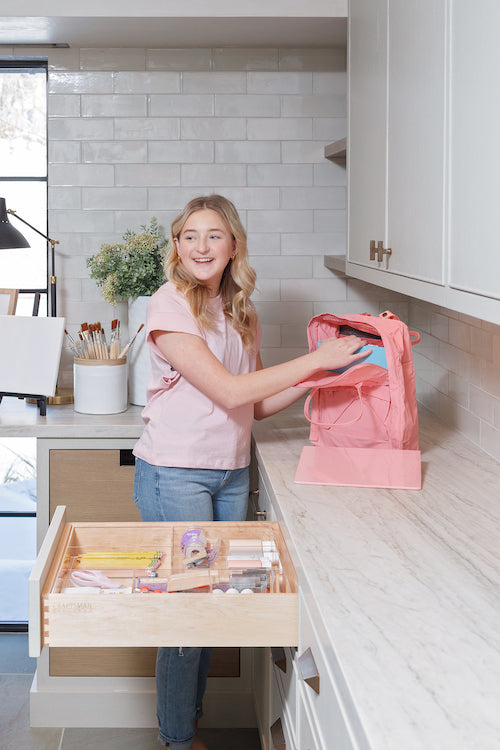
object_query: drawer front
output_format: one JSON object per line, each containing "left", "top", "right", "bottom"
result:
{"left": 298, "top": 688, "right": 324, "bottom": 750}
{"left": 271, "top": 668, "right": 296, "bottom": 750}
{"left": 299, "top": 596, "right": 355, "bottom": 750}
{"left": 272, "top": 647, "right": 298, "bottom": 745}
{"left": 49, "top": 449, "right": 139, "bottom": 523}
{"left": 31, "top": 511, "right": 298, "bottom": 656}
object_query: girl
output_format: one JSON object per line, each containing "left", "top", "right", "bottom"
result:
{"left": 133, "top": 195, "right": 368, "bottom": 749}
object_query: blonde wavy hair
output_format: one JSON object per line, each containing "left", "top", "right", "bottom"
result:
{"left": 166, "top": 195, "right": 258, "bottom": 351}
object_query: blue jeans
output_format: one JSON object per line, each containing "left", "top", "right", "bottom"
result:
{"left": 133, "top": 458, "right": 250, "bottom": 749}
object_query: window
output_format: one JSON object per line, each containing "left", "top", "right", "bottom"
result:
{"left": 0, "top": 60, "right": 48, "bottom": 316}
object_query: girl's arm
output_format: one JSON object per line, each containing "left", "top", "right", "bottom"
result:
{"left": 152, "top": 330, "right": 369, "bottom": 412}
{"left": 253, "top": 353, "right": 307, "bottom": 420}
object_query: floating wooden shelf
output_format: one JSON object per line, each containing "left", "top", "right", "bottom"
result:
{"left": 324, "top": 137, "right": 346, "bottom": 160}
{"left": 324, "top": 254, "right": 346, "bottom": 274}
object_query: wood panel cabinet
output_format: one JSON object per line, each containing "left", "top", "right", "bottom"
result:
{"left": 347, "top": 0, "right": 500, "bottom": 324}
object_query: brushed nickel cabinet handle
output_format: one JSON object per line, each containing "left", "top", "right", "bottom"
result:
{"left": 270, "top": 718, "right": 286, "bottom": 750}
{"left": 298, "top": 647, "right": 320, "bottom": 695}
{"left": 271, "top": 646, "right": 287, "bottom": 673}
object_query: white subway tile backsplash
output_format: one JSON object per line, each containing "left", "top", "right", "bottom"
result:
{"left": 48, "top": 95, "right": 81, "bottom": 118}
{"left": 217, "top": 188, "right": 280, "bottom": 211}
{"left": 116, "top": 164, "right": 180, "bottom": 187}
{"left": 281, "top": 323, "right": 309, "bottom": 348}
{"left": 49, "top": 71, "right": 113, "bottom": 94}
{"left": 182, "top": 72, "right": 246, "bottom": 94}
{"left": 313, "top": 117, "right": 346, "bottom": 141}
{"left": 147, "top": 188, "right": 206, "bottom": 212}
{"left": 215, "top": 141, "right": 280, "bottom": 164}
{"left": 248, "top": 164, "right": 312, "bottom": 187}
{"left": 115, "top": 118, "right": 180, "bottom": 141}
{"left": 282, "top": 94, "right": 347, "bottom": 118}
{"left": 83, "top": 141, "right": 147, "bottom": 163}
{"left": 253, "top": 300, "right": 314, "bottom": 325}
{"left": 82, "top": 94, "right": 147, "bottom": 118}
{"left": 282, "top": 232, "right": 338, "bottom": 255}
{"left": 281, "top": 277, "right": 347, "bottom": 301}
{"left": 181, "top": 118, "right": 246, "bottom": 141}
{"left": 82, "top": 187, "right": 148, "bottom": 210}
{"left": 215, "top": 95, "right": 280, "bottom": 118}
{"left": 213, "top": 48, "right": 279, "bottom": 71}
{"left": 247, "top": 233, "right": 281, "bottom": 255}
{"left": 279, "top": 48, "right": 346, "bottom": 72}
{"left": 50, "top": 210, "right": 115, "bottom": 233}
{"left": 251, "top": 256, "right": 312, "bottom": 280}
{"left": 247, "top": 210, "right": 313, "bottom": 234}
{"left": 113, "top": 72, "right": 180, "bottom": 94}
{"left": 247, "top": 118, "right": 312, "bottom": 141}
{"left": 147, "top": 49, "right": 212, "bottom": 71}
{"left": 282, "top": 141, "right": 327, "bottom": 164}
{"left": 481, "top": 422, "right": 500, "bottom": 462}
{"left": 48, "top": 186, "right": 81, "bottom": 210}
{"left": 250, "top": 279, "right": 280, "bottom": 302}
{"left": 49, "top": 117, "right": 114, "bottom": 140}
{"left": 259, "top": 324, "right": 282, "bottom": 348}
{"left": 149, "top": 140, "right": 213, "bottom": 163}
{"left": 150, "top": 95, "right": 213, "bottom": 117}
{"left": 80, "top": 48, "right": 146, "bottom": 71}
{"left": 313, "top": 71, "right": 348, "bottom": 95}
{"left": 313, "top": 210, "right": 347, "bottom": 233}
{"left": 281, "top": 186, "right": 345, "bottom": 210}
{"left": 181, "top": 164, "right": 246, "bottom": 187}
{"left": 50, "top": 164, "right": 114, "bottom": 186}
{"left": 449, "top": 318, "right": 471, "bottom": 352}
{"left": 49, "top": 141, "right": 81, "bottom": 163}
{"left": 247, "top": 72, "right": 312, "bottom": 95}
{"left": 313, "top": 161, "right": 346, "bottom": 187}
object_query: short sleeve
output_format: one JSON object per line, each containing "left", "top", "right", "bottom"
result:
{"left": 145, "top": 283, "right": 203, "bottom": 361}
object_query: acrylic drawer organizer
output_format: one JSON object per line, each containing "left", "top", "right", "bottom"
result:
{"left": 29, "top": 506, "right": 298, "bottom": 657}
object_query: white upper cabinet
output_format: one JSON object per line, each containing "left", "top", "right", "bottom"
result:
{"left": 347, "top": 0, "right": 500, "bottom": 324}
{"left": 448, "top": 0, "right": 500, "bottom": 301}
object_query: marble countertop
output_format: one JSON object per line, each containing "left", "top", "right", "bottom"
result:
{"left": 0, "top": 399, "right": 145, "bottom": 438}
{"left": 252, "top": 405, "right": 500, "bottom": 750}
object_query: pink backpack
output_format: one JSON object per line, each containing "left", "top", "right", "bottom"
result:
{"left": 295, "top": 311, "right": 421, "bottom": 489}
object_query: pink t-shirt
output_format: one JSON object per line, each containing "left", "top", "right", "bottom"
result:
{"left": 133, "top": 282, "right": 261, "bottom": 469}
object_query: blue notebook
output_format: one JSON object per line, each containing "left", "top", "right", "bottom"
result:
{"left": 317, "top": 342, "right": 387, "bottom": 373}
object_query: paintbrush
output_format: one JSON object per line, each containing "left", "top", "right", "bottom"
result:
{"left": 118, "top": 324, "right": 144, "bottom": 359}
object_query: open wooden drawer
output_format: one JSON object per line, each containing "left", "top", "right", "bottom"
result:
{"left": 29, "top": 506, "right": 298, "bottom": 657}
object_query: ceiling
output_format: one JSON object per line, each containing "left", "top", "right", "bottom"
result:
{"left": 0, "top": 16, "right": 347, "bottom": 49}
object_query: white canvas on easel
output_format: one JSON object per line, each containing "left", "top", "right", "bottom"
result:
{"left": 0, "top": 315, "right": 65, "bottom": 397}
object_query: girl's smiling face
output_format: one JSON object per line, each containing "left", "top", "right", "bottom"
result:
{"left": 173, "top": 208, "right": 236, "bottom": 296}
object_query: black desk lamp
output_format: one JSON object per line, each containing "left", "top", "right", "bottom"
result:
{"left": 0, "top": 196, "right": 59, "bottom": 317}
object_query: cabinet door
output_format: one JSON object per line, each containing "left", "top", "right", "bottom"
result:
{"left": 448, "top": 0, "right": 500, "bottom": 300}
{"left": 348, "top": 0, "right": 388, "bottom": 266}
{"left": 386, "top": 0, "right": 446, "bottom": 283}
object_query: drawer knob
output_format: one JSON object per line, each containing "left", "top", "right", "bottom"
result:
{"left": 270, "top": 718, "right": 286, "bottom": 750}
{"left": 271, "top": 646, "right": 287, "bottom": 673}
{"left": 298, "top": 647, "right": 320, "bottom": 695}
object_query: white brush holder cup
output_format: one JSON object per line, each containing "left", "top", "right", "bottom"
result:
{"left": 74, "top": 358, "right": 128, "bottom": 414}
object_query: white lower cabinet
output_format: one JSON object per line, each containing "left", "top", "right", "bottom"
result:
{"left": 298, "top": 594, "right": 356, "bottom": 750}
{"left": 298, "top": 688, "right": 324, "bottom": 750}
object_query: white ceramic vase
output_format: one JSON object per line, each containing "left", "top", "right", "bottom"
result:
{"left": 127, "top": 295, "right": 150, "bottom": 406}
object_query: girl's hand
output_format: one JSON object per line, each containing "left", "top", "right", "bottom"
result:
{"left": 313, "top": 335, "right": 371, "bottom": 371}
